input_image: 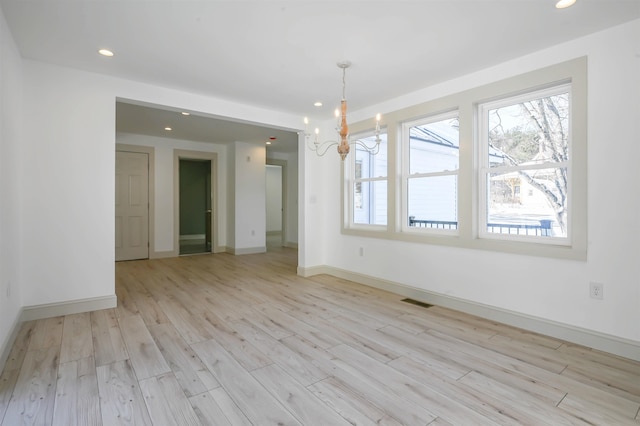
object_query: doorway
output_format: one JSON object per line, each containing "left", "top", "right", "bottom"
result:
{"left": 174, "top": 150, "right": 218, "bottom": 257}
{"left": 179, "top": 159, "right": 212, "bottom": 255}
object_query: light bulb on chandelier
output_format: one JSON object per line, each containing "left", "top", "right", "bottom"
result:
{"left": 303, "top": 61, "right": 382, "bottom": 161}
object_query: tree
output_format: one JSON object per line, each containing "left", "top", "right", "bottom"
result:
{"left": 488, "top": 92, "right": 569, "bottom": 234}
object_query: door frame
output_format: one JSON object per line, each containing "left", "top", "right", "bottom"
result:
{"left": 173, "top": 149, "right": 219, "bottom": 256}
{"left": 116, "top": 143, "right": 156, "bottom": 259}
{"left": 266, "top": 159, "right": 287, "bottom": 246}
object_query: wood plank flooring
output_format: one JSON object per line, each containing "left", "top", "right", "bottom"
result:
{"left": 1, "top": 247, "right": 640, "bottom": 425}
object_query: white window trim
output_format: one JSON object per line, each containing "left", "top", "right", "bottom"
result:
{"left": 478, "top": 83, "right": 572, "bottom": 246}
{"left": 344, "top": 128, "right": 388, "bottom": 230}
{"left": 401, "top": 110, "right": 460, "bottom": 235}
{"left": 341, "top": 57, "right": 587, "bottom": 260}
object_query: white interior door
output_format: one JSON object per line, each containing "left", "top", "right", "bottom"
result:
{"left": 116, "top": 151, "right": 149, "bottom": 261}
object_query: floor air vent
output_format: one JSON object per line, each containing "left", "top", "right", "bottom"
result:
{"left": 401, "top": 298, "right": 433, "bottom": 309}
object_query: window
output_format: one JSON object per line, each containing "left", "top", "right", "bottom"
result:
{"left": 403, "top": 112, "right": 459, "bottom": 232}
{"left": 350, "top": 131, "right": 388, "bottom": 226}
{"left": 479, "top": 84, "right": 570, "bottom": 243}
{"left": 341, "top": 57, "right": 586, "bottom": 259}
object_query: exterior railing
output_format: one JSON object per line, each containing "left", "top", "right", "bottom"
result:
{"left": 408, "top": 216, "right": 553, "bottom": 236}
{"left": 408, "top": 217, "right": 458, "bottom": 230}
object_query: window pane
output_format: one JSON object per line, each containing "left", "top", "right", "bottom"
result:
{"left": 487, "top": 168, "right": 567, "bottom": 238}
{"left": 409, "top": 118, "right": 459, "bottom": 174}
{"left": 488, "top": 92, "right": 569, "bottom": 168}
{"left": 354, "top": 180, "right": 387, "bottom": 225}
{"left": 355, "top": 133, "right": 387, "bottom": 178}
{"left": 407, "top": 175, "right": 458, "bottom": 229}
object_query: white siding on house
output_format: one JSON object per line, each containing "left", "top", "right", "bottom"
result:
{"left": 408, "top": 175, "right": 457, "bottom": 223}
{"left": 406, "top": 117, "right": 459, "bottom": 227}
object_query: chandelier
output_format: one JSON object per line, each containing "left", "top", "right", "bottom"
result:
{"left": 304, "top": 61, "right": 382, "bottom": 161}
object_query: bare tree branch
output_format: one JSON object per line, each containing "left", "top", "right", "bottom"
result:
{"left": 489, "top": 93, "right": 569, "bottom": 233}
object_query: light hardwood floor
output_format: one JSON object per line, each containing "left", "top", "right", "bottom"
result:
{"left": 1, "top": 247, "right": 639, "bottom": 425}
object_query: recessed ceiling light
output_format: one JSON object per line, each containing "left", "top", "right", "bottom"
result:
{"left": 98, "top": 49, "right": 114, "bottom": 57}
{"left": 181, "top": 112, "right": 190, "bottom": 116}
{"left": 314, "top": 102, "right": 323, "bottom": 107}
{"left": 555, "top": 0, "right": 576, "bottom": 9}
{"left": 164, "top": 127, "right": 172, "bottom": 131}
{"left": 266, "top": 141, "right": 272, "bottom": 145}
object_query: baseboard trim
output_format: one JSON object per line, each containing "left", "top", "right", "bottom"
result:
{"left": 298, "top": 265, "right": 327, "bottom": 277}
{"left": 2, "top": 295, "right": 117, "bottom": 372}
{"left": 299, "top": 265, "right": 640, "bottom": 362}
{"left": 20, "top": 295, "right": 117, "bottom": 322}
{"left": 150, "top": 250, "right": 177, "bottom": 259}
{"left": 284, "top": 241, "right": 299, "bottom": 249}
{"left": 229, "top": 247, "right": 267, "bottom": 255}
{"left": 0, "top": 307, "right": 24, "bottom": 373}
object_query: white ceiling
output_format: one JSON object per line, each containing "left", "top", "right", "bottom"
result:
{"left": 2, "top": 0, "right": 639, "bottom": 153}
{"left": 116, "top": 101, "right": 301, "bottom": 153}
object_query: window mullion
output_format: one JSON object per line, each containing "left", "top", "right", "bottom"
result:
{"left": 486, "top": 161, "right": 569, "bottom": 174}
{"left": 408, "top": 169, "right": 459, "bottom": 179}
{"left": 355, "top": 176, "right": 388, "bottom": 183}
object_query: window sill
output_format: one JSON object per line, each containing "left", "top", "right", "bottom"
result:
{"left": 341, "top": 226, "right": 586, "bottom": 261}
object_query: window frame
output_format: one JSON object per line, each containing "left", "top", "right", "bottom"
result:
{"left": 477, "top": 83, "right": 572, "bottom": 246}
{"left": 401, "top": 110, "right": 460, "bottom": 235}
{"left": 344, "top": 128, "right": 389, "bottom": 230}
{"left": 340, "top": 57, "right": 587, "bottom": 260}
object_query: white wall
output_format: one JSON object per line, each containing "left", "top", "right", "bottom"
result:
{"left": 116, "top": 133, "right": 228, "bottom": 253}
{"left": 309, "top": 20, "right": 640, "bottom": 346}
{"left": 268, "top": 150, "right": 299, "bottom": 246}
{"left": 232, "top": 142, "right": 266, "bottom": 252}
{"left": 0, "top": 6, "right": 23, "bottom": 361}
{"left": 298, "top": 128, "right": 336, "bottom": 270}
{"left": 265, "top": 165, "right": 283, "bottom": 232}
{"left": 18, "top": 59, "right": 301, "bottom": 310}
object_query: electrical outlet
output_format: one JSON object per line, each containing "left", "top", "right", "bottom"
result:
{"left": 590, "top": 282, "right": 603, "bottom": 300}
{"left": 359, "top": 247, "right": 364, "bottom": 257}
{"left": 5, "top": 281, "right": 10, "bottom": 298}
